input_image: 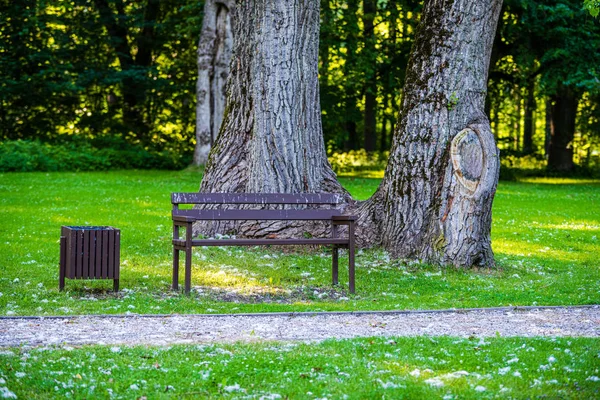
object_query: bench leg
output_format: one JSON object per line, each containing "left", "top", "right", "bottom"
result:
{"left": 172, "top": 248, "right": 179, "bottom": 291}
{"left": 332, "top": 246, "right": 339, "bottom": 285}
{"left": 185, "top": 246, "right": 192, "bottom": 294}
{"left": 184, "top": 221, "right": 193, "bottom": 294}
{"left": 332, "top": 223, "right": 339, "bottom": 285}
{"left": 173, "top": 223, "right": 180, "bottom": 291}
{"left": 348, "top": 222, "right": 355, "bottom": 294}
{"left": 59, "top": 236, "right": 66, "bottom": 291}
{"left": 113, "top": 279, "right": 119, "bottom": 292}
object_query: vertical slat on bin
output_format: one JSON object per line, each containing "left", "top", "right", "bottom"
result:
{"left": 95, "top": 230, "right": 103, "bottom": 278}
{"left": 59, "top": 236, "right": 66, "bottom": 291}
{"left": 89, "top": 230, "right": 96, "bottom": 278}
{"left": 108, "top": 229, "right": 115, "bottom": 279}
{"left": 102, "top": 230, "right": 109, "bottom": 278}
{"left": 68, "top": 228, "right": 77, "bottom": 278}
{"left": 114, "top": 229, "right": 120, "bottom": 279}
{"left": 82, "top": 230, "right": 90, "bottom": 279}
{"left": 77, "top": 229, "right": 84, "bottom": 278}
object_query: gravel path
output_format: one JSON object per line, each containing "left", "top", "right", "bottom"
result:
{"left": 1, "top": 307, "right": 598, "bottom": 348}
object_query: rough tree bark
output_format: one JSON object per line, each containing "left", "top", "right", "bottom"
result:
{"left": 193, "top": 0, "right": 234, "bottom": 166}
{"left": 197, "top": 0, "right": 348, "bottom": 237}
{"left": 356, "top": 0, "right": 503, "bottom": 267}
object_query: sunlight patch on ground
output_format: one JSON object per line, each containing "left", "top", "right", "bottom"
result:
{"left": 493, "top": 237, "right": 595, "bottom": 262}
{"left": 518, "top": 177, "right": 600, "bottom": 185}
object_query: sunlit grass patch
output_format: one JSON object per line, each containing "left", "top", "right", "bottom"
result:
{"left": 1, "top": 336, "right": 598, "bottom": 399}
{"left": 0, "top": 170, "right": 598, "bottom": 316}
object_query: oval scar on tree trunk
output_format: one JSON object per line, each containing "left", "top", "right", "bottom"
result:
{"left": 451, "top": 128, "right": 483, "bottom": 192}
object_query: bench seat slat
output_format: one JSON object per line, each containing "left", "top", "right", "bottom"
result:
{"left": 173, "top": 209, "right": 341, "bottom": 221}
{"left": 173, "top": 238, "right": 349, "bottom": 247}
{"left": 172, "top": 192, "right": 343, "bottom": 205}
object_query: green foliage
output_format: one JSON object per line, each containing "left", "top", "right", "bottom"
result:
{"left": 487, "top": 0, "right": 600, "bottom": 171}
{"left": 0, "top": 170, "right": 598, "bottom": 316}
{"left": 319, "top": 0, "right": 421, "bottom": 150}
{"left": 2, "top": 337, "right": 599, "bottom": 398}
{"left": 0, "top": 139, "right": 190, "bottom": 172}
{"left": 584, "top": 0, "right": 600, "bottom": 16}
{"left": 0, "top": 0, "right": 203, "bottom": 156}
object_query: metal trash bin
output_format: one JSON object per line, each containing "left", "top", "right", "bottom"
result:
{"left": 59, "top": 226, "right": 120, "bottom": 291}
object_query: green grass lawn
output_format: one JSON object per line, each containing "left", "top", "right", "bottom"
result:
{"left": 0, "top": 170, "right": 599, "bottom": 316}
{"left": 1, "top": 336, "right": 599, "bottom": 399}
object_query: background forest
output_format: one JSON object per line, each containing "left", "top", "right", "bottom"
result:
{"left": 1, "top": 0, "right": 599, "bottom": 176}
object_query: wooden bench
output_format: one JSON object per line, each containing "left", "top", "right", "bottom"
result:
{"left": 171, "top": 193, "right": 357, "bottom": 295}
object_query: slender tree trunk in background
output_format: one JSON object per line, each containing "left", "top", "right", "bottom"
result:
{"left": 514, "top": 88, "right": 521, "bottom": 152}
{"left": 344, "top": 0, "right": 360, "bottom": 150}
{"left": 545, "top": 98, "right": 552, "bottom": 157}
{"left": 198, "top": 0, "right": 348, "bottom": 236}
{"left": 380, "top": 93, "right": 390, "bottom": 152}
{"left": 548, "top": 85, "right": 578, "bottom": 171}
{"left": 193, "top": 0, "right": 234, "bottom": 165}
{"left": 356, "top": 0, "right": 503, "bottom": 267}
{"left": 492, "top": 101, "right": 499, "bottom": 139}
{"left": 363, "top": 0, "right": 377, "bottom": 152}
{"left": 522, "top": 79, "right": 536, "bottom": 154}
{"left": 380, "top": 113, "right": 387, "bottom": 152}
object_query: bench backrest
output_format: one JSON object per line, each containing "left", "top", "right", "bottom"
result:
{"left": 171, "top": 192, "right": 343, "bottom": 206}
{"left": 171, "top": 192, "right": 344, "bottom": 221}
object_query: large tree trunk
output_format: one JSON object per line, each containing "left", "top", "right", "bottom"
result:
{"left": 193, "top": 0, "right": 234, "bottom": 166}
{"left": 548, "top": 85, "right": 578, "bottom": 171}
{"left": 356, "top": 0, "right": 503, "bottom": 267}
{"left": 197, "top": 0, "right": 348, "bottom": 237}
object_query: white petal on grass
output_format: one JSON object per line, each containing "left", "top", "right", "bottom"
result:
{"left": 498, "top": 367, "right": 511, "bottom": 375}
{"left": 224, "top": 384, "right": 243, "bottom": 392}
{"left": 259, "top": 395, "right": 282, "bottom": 400}
{"left": 0, "top": 387, "right": 17, "bottom": 399}
{"left": 474, "top": 386, "right": 486, "bottom": 392}
{"left": 513, "top": 371, "right": 522, "bottom": 377}
{"left": 14, "top": 373, "right": 25, "bottom": 378}
{"left": 548, "top": 356, "right": 556, "bottom": 363}
{"left": 378, "top": 380, "right": 403, "bottom": 389}
{"left": 443, "top": 371, "right": 469, "bottom": 379}
{"left": 425, "top": 378, "right": 445, "bottom": 388}
{"left": 129, "top": 384, "right": 139, "bottom": 390}
{"left": 587, "top": 376, "right": 600, "bottom": 382}
{"left": 409, "top": 369, "right": 420, "bottom": 377}
{"left": 110, "top": 347, "right": 121, "bottom": 353}
{"left": 507, "top": 357, "right": 519, "bottom": 364}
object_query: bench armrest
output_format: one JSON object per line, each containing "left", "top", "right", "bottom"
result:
{"left": 332, "top": 215, "right": 357, "bottom": 222}
{"left": 172, "top": 215, "right": 196, "bottom": 223}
